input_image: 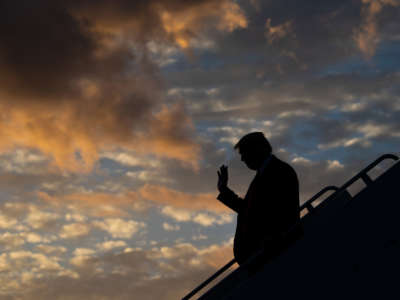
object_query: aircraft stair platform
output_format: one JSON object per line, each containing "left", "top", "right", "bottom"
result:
{"left": 182, "top": 153, "right": 400, "bottom": 300}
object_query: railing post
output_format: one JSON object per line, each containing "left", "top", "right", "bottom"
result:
{"left": 360, "top": 173, "right": 373, "bottom": 186}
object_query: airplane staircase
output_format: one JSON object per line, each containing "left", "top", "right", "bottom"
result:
{"left": 182, "top": 153, "right": 400, "bottom": 300}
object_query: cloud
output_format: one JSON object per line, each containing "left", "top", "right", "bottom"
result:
{"left": 316, "top": 120, "right": 394, "bottom": 151}
{"left": 291, "top": 156, "right": 313, "bottom": 166}
{"left": 161, "top": 206, "right": 192, "bottom": 222}
{"left": 340, "top": 102, "right": 367, "bottom": 112}
{"left": 22, "top": 232, "right": 51, "bottom": 244}
{"left": 156, "top": 0, "right": 247, "bottom": 49}
{"left": 162, "top": 222, "right": 181, "bottom": 231}
{"left": 317, "top": 137, "right": 369, "bottom": 150}
{"left": 0, "top": 149, "right": 47, "bottom": 174}
{"left": 70, "top": 248, "right": 96, "bottom": 267}
{"left": 71, "top": 0, "right": 247, "bottom": 48}
{"left": 59, "top": 223, "right": 91, "bottom": 239}
{"left": 327, "top": 160, "right": 345, "bottom": 171}
{"left": 277, "top": 110, "right": 314, "bottom": 119}
{"left": 65, "top": 213, "right": 87, "bottom": 223}
{"left": 37, "top": 181, "right": 228, "bottom": 218}
{"left": 192, "top": 212, "right": 233, "bottom": 227}
{"left": 0, "top": 238, "right": 235, "bottom": 299}
{"left": 0, "top": 0, "right": 248, "bottom": 172}
{"left": 35, "top": 245, "right": 67, "bottom": 255}
{"left": 0, "top": 0, "right": 249, "bottom": 173}
{"left": 73, "top": 248, "right": 96, "bottom": 257}
{"left": 101, "top": 151, "right": 161, "bottom": 168}
{"left": 0, "top": 99, "right": 200, "bottom": 172}
{"left": 0, "top": 232, "right": 25, "bottom": 250}
{"left": 96, "top": 240, "right": 127, "bottom": 251}
{"left": 38, "top": 190, "right": 144, "bottom": 217}
{"left": 354, "top": 122, "right": 391, "bottom": 138}
{"left": 0, "top": 213, "right": 18, "bottom": 229}
{"left": 139, "top": 184, "right": 228, "bottom": 213}
{"left": 92, "top": 218, "right": 146, "bottom": 239}
{"left": 25, "top": 206, "right": 59, "bottom": 230}
{"left": 161, "top": 206, "right": 233, "bottom": 227}
{"left": 0, "top": 230, "right": 53, "bottom": 251}
{"left": 265, "top": 18, "right": 295, "bottom": 44}
{"left": 192, "top": 234, "right": 208, "bottom": 241}
{"left": 0, "top": 250, "right": 71, "bottom": 294}
{"left": 135, "top": 104, "right": 201, "bottom": 170}
{"left": 8, "top": 250, "right": 63, "bottom": 271}
{"left": 354, "top": 0, "right": 400, "bottom": 59}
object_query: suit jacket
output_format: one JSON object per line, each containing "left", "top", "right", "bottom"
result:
{"left": 217, "top": 155, "right": 300, "bottom": 265}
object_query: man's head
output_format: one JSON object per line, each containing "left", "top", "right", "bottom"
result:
{"left": 234, "top": 132, "right": 272, "bottom": 170}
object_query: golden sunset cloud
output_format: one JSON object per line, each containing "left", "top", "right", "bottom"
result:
{"left": 354, "top": 0, "right": 399, "bottom": 59}
{"left": 0, "top": 0, "right": 246, "bottom": 172}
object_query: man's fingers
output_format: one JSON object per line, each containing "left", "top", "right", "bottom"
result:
{"left": 218, "top": 165, "right": 228, "bottom": 181}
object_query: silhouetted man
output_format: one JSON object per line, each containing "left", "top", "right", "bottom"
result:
{"left": 217, "top": 132, "right": 301, "bottom": 266}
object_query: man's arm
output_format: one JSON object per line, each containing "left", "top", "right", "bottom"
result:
{"left": 217, "top": 165, "right": 244, "bottom": 213}
{"left": 217, "top": 187, "right": 244, "bottom": 213}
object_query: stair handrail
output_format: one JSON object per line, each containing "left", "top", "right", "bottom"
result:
{"left": 300, "top": 186, "right": 339, "bottom": 213}
{"left": 181, "top": 259, "right": 236, "bottom": 300}
{"left": 181, "top": 153, "right": 399, "bottom": 300}
{"left": 338, "top": 153, "right": 398, "bottom": 190}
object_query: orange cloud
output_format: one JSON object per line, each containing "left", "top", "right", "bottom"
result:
{"left": 354, "top": 0, "right": 399, "bottom": 59}
{"left": 71, "top": 0, "right": 247, "bottom": 49}
{"left": 37, "top": 191, "right": 145, "bottom": 217}
{"left": 0, "top": 0, "right": 246, "bottom": 173}
{"left": 265, "top": 18, "right": 294, "bottom": 44}
{"left": 139, "top": 184, "right": 228, "bottom": 213}
{"left": 0, "top": 104, "right": 98, "bottom": 173}
{"left": 38, "top": 182, "right": 228, "bottom": 216}
{"left": 0, "top": 99, "right": 199, "bottom": 173}
{"left": 133, "top": 104, "right": 201, "bottom": 170}
{"left": 159, "top": 0, "right": 247, "bottom": 49}
{"left": 201, "top": 243, "right": 234, "bottom": 269}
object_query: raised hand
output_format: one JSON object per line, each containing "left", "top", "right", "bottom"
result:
{"left": 217, "top": 165, "right": 229, "bottom": 193}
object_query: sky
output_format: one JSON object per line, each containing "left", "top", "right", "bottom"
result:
{"left": 0, "top": 0, "right": 399, "bottom": 299}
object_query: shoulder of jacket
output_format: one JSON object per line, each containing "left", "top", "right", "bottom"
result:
{"left": 272, "top": 156, "right": 298, "bottom": 176}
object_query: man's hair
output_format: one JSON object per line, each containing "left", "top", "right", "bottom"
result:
{"left": 234, "top": 132, "right": 272, "bottom": 154}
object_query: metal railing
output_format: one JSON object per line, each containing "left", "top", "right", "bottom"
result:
{"left": 182, "top": 153, "right": 399, "bottom": 300}
{"left": 338, "top": 153, "right": 398, "bottom": 190}
{"left": 300, "top": 186, "right": 339, "bottom": 213}
{"left": 181, "top": 259, "right": 236, "bottom": 300}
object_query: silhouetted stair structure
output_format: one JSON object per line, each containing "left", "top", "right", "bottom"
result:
{"left": 183, "top": 153, "right": 400, "bottom": 300}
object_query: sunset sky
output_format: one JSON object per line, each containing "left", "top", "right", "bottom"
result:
{"left": 0, "top": 0, "right": 399, "bottom": 299}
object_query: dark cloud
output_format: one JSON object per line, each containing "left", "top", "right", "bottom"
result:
{"left": 0, "top": 0, "right": 248, "bottom": 170}
{"left": 0, "top": 1, "right": 99, "bottom": 99}
{"left": 0, "top": 0, "right": 245, "bottom": 99}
